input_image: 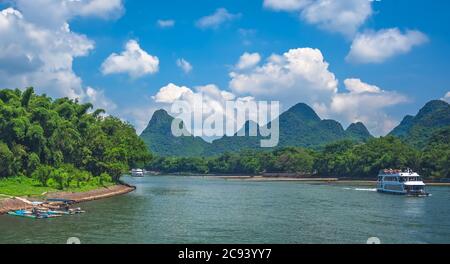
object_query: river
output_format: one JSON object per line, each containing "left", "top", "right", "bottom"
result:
{"left": 1, "top": 176, "right": 449, "bottom": 244}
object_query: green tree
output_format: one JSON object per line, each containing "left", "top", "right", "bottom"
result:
{"left": 32, "top": 165, "right": 52, "bottom": 187}
{"left": 99, "top": 173, "right": 112, "bottom": 185}
{"left": 26, "top": 153, "right": 41, "bottom": 175}
{"left": 21, "top": 87, "right": 34, "bottom": 108}
{"left": 0, "top": 87, "right": 151, "bottom": 186}
{"left": 0, "top": 141, "right": 14, "bottom": 178}
{"left": 50, "top": 168, "right": 69, "bottom": 190}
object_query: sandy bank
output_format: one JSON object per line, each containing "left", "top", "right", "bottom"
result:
{"left": 0, "top": 184, "right": 135, "bottom": 215}
{"left": 0, "top": 198, "right": 33, "bottom": 215}
{"left": 46, "top": 184, "right": 135, "bottom": 203}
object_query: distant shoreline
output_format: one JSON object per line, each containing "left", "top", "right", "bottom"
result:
{"left": 149, "top": 173, "right": 450, "bottom": 186}
{"left": 0, "top": 184, "right": 135, "bottom": 215}
{"left": 215, "top": 176, "right": 450, "bottom": 186}
{"left": 148, "top": 173, "right": 450, "bottom": 187}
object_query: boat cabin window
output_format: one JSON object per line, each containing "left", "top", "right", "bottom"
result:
{"left": 383, "top": 176, "right": 399, "bottom": 182}
{"left": 409, "top": 186, "right": 424, "bottom": 191}
{"left": 406, "top": 177, "right": 422, "bottom": 182}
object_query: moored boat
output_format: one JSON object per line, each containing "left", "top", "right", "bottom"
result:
{"left": 377, "top": 169, "right": 431, "bottom": 197}
{"left": 131, "top": 168, "right": 145, "bottom": 177}
{"left": 8, "top": 210, "right": 62, "bottom": 219}
{"left": 41, "top": 208, "right": 85, "bottom": 215}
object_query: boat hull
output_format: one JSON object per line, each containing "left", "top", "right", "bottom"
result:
{"left": 377, "top": 189, "right": 430, "bottom": 197}
{"left": 8, "top": 211, "right": 62, "bottom": 219}
{"left": 377, "top": 189, "right": 407, "bottom": 195}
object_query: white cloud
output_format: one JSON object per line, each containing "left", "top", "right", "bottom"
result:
{"left": 235, "top": 52, "right": 261, "bottom": 70}
{"left": 442, "top": 92, "right": 450, "bottom": 103}
{"left": 0, "top": 2, "right": 121, "bottom": 116}
{"left": 264, "top": 0, "right": 373, "bottom": 36}
{"left": 263, "top": 0, "right": 311, "bottom": 11}
{"left": 76, "top": 0, "right": 124, "bottom": 18}
{"left": 344, "top": 78, "right": 381, "bottom": 94}
{"left": 229, "top": 48, "right": 408, "bottom": 136}
{"left": 152, "top": 83, "right": 257, "bottom": 136}
{"left": 12, "top": 0, "right": 123, "bottom": 29}
{"left": 157, "top": 19, "right": 175, "bottom": 28}
{"left": 101, "top": 40, "right": 160, "bottom": 78}
{"left": 301, "top": 0, "right": 372, "bottom": 37}
{"left": 153, "top": 83, "right": 240, "bottom": 105}
{"left": 0, "top": 7, "right": 94, "bottom": 99}
{"left": 153, "top": 83, "right": 194, "bottom": 104}
{"left": 196, "top": 8, "right": 241, "bottom": 29}
{"left": 176, "top": 58, "right": 193, "bottom": 74}
{"left": 347, "top": 28, "right": 429, "bottom": 63}
{"left": 323, "top": 79, "right": 409, "bottom": 135}
{"left": 147, "top": 48, "right": 408, "bottom": 136}
{"left": 85, "top": 86, "right": 117, "bottom": 112}
{"left": 230, "top": 48, "right": 338, "bottom": 106}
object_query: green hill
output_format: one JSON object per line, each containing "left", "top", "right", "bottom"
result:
{"left": 346, "top": 122, "right": 373, "bottom": 142}
{"left": 389, "top": 100, "right": 450, "bottom": 148}
{"left": 140, "top": 110, "right": 209, "bottom": 157}
{"left": 210, "top": 103, "right": 372, "bottom": 154}
{"left": 141, "top": 103, "right": 373, "bottom": 157}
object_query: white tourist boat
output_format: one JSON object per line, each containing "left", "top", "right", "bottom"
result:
{"left": 131, "top": 169, "right": 145, "bottom": 177}
{"left": 377, "top": 169, "right": 430, "bottom": 196}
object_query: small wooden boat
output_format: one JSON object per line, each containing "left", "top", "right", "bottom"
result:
{"left": 8, "top": 211, "right": 38, "bottom": 219}
{"left": 7, "top": 210, "right": 62, "bottom": 219}
{"left": 45, "top": 209, "right": 85, "bottom": 215}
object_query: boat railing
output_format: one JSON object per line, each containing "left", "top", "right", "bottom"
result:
{"left": 380, "top": 168, "right": 417, "bottom": 175}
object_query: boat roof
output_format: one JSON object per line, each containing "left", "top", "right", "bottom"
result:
{"left": 379, "top": 169, "right": 420, "bottom": 177}
{"left": 379, "top": 173, "right": 420, "bottom": 177}
{"left": 46, "top": 198, "right": 76, "bottom": 204}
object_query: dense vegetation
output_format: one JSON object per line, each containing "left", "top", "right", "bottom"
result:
{"left": 0, "top": 88, "right": 151, "bottom": 190}
{"left": 140, "top": 104, "right": 373, "bottom": 157}
{"left": 1, "top": 87, "right": 447, "bottom": 194}
{"left": 147, "top": 133, "right": 449, "bottom": 179}
{"left": 389, "top": 100, "right": 450, "bottom": 148}
{"left": 140, "top": 110, "right": 209, "bottom": 157}
{"left": 143, "top": 99, "right": 449, "bottom": 179}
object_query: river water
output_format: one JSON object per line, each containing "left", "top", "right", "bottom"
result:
{"left": 1, "top": 176, "right": 449, "bottom": 244}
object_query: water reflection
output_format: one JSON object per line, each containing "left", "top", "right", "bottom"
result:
{"left": 401, "top": 197, "right": 426, "bottom": 218}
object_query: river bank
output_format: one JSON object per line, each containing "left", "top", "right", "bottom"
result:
{"left": 0, "top": 184, "right": 135, "bottom": 215}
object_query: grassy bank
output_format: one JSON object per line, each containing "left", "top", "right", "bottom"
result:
{"left": 0, "top": 194, "right": 11, "bottom": 200}
{"left": 0, "top": 177, "right": 114, "bottom": 198}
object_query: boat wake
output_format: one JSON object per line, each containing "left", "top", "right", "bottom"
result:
{"left": 344, "top": 187, "right": 377, "bottom": 192}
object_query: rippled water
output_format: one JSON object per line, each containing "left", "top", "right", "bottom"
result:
{"left": 1, "top": 176, "right": 449, "bottom": 244}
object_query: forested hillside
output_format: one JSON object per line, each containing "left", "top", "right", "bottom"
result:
{"left": 147, "top": 133, "right": 449, "bottom": 179}
{"left": 390, "top": 100, "right": 450, "bottom": 148}
{"left": 140, "top": 103, "right": 374, "bottom": 157}
{"left": 0, "top": 88, "right": 151, "bottom": 189}
{"left": 140, "top": 110, "right": 210, "bottom": 157}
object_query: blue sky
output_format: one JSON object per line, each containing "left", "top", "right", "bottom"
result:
{"left": 1, "top": 0, "right": 449, "bottom": 136}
